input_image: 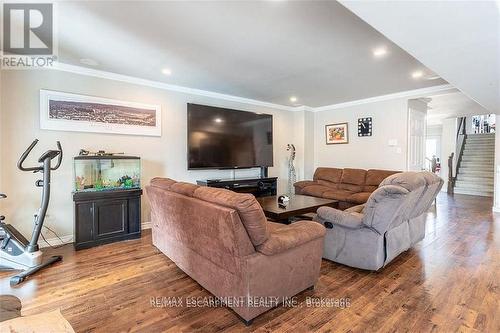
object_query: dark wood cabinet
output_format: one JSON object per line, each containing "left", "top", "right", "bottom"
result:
{"left": 73, "top": 189, "right": 142, "bottom": 250}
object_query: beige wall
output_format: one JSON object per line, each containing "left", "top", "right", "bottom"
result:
{"left": 0, "top": 68, "right": 440, "bottom": 241}
{"left": 313, "top": 98, "right": 409, "bottom": 171}
{"left": 0, "top": 70, "right": 299, "bottom": 239}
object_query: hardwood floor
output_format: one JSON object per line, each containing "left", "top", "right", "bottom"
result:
{"left": 1, "top": 193, "right": 498, "bottom": 332}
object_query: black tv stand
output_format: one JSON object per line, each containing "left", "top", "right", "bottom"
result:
{"left": 197, "top": 176, "right": 277, "bottom": 197}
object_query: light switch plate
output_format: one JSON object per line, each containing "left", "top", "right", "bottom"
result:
{"left": 388, "top": 139, "right": 398, "bottom": 146}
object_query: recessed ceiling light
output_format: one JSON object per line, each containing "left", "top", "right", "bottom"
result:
{"left": 372, "top": 47, "right": 387, "bottom": 57}
{"left": 161, "top": 68, "right": 172, "bottom": 76}
{"left": 80, "top": 58, "right": 99, "bottom": 66}
{"left": 412, "top": 70, "right": 424, "bottom": 79}
{"left": 290, "top": 96, "right": 298, "bottom": 103}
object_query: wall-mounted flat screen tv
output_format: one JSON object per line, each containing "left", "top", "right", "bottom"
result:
{"left": 187, "top": 103, "right": 273, "bottom": 169}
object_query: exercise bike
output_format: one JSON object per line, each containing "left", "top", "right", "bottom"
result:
{"left": 0, "top": 139, "right": 63, "bottom": 285}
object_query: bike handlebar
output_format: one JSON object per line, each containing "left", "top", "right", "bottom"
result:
{"left": 17, "top": 139, "right": 40, "bottom": 172}
{"left": 17, "top": 139, "right": 63, "bottom": 172}
{"left": 51, "top": 141, "right": 63, "bottom": 170}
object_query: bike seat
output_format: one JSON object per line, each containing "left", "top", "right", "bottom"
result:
{"left": 38, "top": 150, "right": 60, "bottom": 163}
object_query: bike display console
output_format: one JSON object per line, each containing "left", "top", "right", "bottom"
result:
{"left": 197, "top": 177, "right": 277, "bottom": 197}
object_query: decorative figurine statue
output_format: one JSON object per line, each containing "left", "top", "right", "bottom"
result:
{"left": 287, "top": 144, "right": 296, "bottom": 195}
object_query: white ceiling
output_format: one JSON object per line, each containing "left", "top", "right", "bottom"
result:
{"left": 51, "top": 1, "right": 446, "bottom": 108}
{"left": 340, "top": 0, "right": 500, "bottom": 113}
{"left": 426, "top": 91, "right": 490, "bottom": 126}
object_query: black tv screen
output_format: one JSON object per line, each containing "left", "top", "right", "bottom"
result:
{"left": 187, "top": 103, "right": 273, "bottom": 169}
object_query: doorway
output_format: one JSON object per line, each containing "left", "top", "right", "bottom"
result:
{"left": 407, "top": 99, "right": 428, "bottom": 171}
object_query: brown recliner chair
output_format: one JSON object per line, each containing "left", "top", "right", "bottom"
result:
{"left": 145, "top": 178, "right": 326, "bottom": 324}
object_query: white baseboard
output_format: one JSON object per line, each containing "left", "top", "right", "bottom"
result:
{"left": 39, "top": 222, "right": 152, "bottom": 248}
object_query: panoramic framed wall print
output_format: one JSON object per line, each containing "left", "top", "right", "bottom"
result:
{"left": 40, "top": 90, "right": 162, "bottom": 136}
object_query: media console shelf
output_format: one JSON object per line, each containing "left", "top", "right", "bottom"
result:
{"left": 197, "top": 177, "right": 277, "bottom": 197}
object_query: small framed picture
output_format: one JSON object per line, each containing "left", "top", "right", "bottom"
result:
{"left": 325, "top": 122, "right": 349, "bottom": 144}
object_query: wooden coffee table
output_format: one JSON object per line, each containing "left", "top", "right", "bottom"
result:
{"left": 256, "top": 194, "right": 338, "bottom": 224}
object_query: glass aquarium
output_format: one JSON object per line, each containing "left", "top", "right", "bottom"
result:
{"left": 73, "top": 156, "right": 141, "bottom": 192}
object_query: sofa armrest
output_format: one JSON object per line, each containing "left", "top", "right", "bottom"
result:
{"left": 345, "top": 204, "right": 365, "bottom": 214}
{"left": 316, "top": 206, "right": 364, "bottom": 229}
{"left": 256, "top": 221, "right": 325, "bottom": 255}
{"left": 293, "top": 180, "right": 317, "bottom": 193}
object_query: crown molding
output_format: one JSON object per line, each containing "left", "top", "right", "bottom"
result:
{"left": 313, "top": 84, "right": 455, "bottom": 112}
{"left": 51, "top": 62, "right": 454, "bottom": 113}
{"left": 52, "top": 62, "right": 297, "bottom": 112}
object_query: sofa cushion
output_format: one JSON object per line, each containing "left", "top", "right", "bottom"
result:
{"left": 301, "top": 185, "right": 332, "bottom": 197}
{"left": 363, "top": 185, "right": 378, "bottom": 192}
{"left": 347, "top": 192, "right": 372, "bottom": 204}
{"left": 338, "top": 183, "right": 364, "bottom": 192}
{"left": 170, "top": 182, "right": 199, "bottom": 197}
{"left": 256, "top": 221, "right": 325, "bottom": 255}
{"left": 317, "top": 179, "right": 338, "bottom": 189}
{"left": 364, "top": 169, "right": 400, "bottom": 191}
{"left": 340, "top": 168, "right": 367, "bottom": 185}
{"left": 363, "top": 185, "right": 409, "bottom": 233}
{"left": 193, "top": 187, "right": 269, "bottom": 246}
{"left": 322, "top": 189, "right": 354, "bottom": 201}
{"left": 150, "top": 177, "right": 176, "bottom": 190}
{"left": 313, "top": 167, "right": 343, "bottom": 184}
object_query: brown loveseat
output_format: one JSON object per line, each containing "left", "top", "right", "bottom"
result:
{"left": 294, "top": 167, "right": 400, "bottom": 210}
{"left": 145, "top": 178, "right": 326, "bottom": 324}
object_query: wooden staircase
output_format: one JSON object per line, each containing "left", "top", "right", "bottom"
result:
{"left": 454, "top": 133, "right": 494, "bottom": 197}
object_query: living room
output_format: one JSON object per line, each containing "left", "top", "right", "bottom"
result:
{"left": 0, "top": 1, "right": 498, "bottom": 332}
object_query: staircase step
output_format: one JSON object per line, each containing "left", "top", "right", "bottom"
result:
{"left": 459, "top": 169, "right": 494, "bottom": 175}
{"left": 460, "top": 170, "right": 494, "bottom": 175}
{"left": 462, "top": 155, "right": 495, "bottom": 164}
{"left": 462, "top": 154, "right": 494, "bottom": 158}
{"left": 455, "top": 182, "right": 493, "bottom": 189}
{"left": 460, "top": 164, "right": 494, "bottom": 168}
{"left": 454, "top": 188, "right": 493, "bottom": 197}
{"left": 457, "top": 175, "right": 494, "bottom": 183}
{"left": 466, "top": 134, "right": 495, "bottom": 139}
{"left": 464, "top": 146, "right": 495, "bottom": 150}
{"left": 457, "top": 172, "right": 494, "bottom": 179}
{"left": 455, "top": 180, "right": 494, "bottom": 189}
{"left": 465, "top": 142, "right": 495, "bottom": 146}
{"left": 462, "top": 151, "right": 494, "bottom": 154}
{"left": 464, "top": 142, "right": 495, "bottom": 146}
{"left": 465, "top": 146, "right": 495, "bottom": 149}
{"left": 461, "top": 160, "right": 494, "bottom": 165}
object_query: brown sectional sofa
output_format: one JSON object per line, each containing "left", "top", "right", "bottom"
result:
{"left": 145, "top": 178, "right": 326, "bottom": 324}
{"left": 294, "top": 167, "right": 400, "bottom": 210}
